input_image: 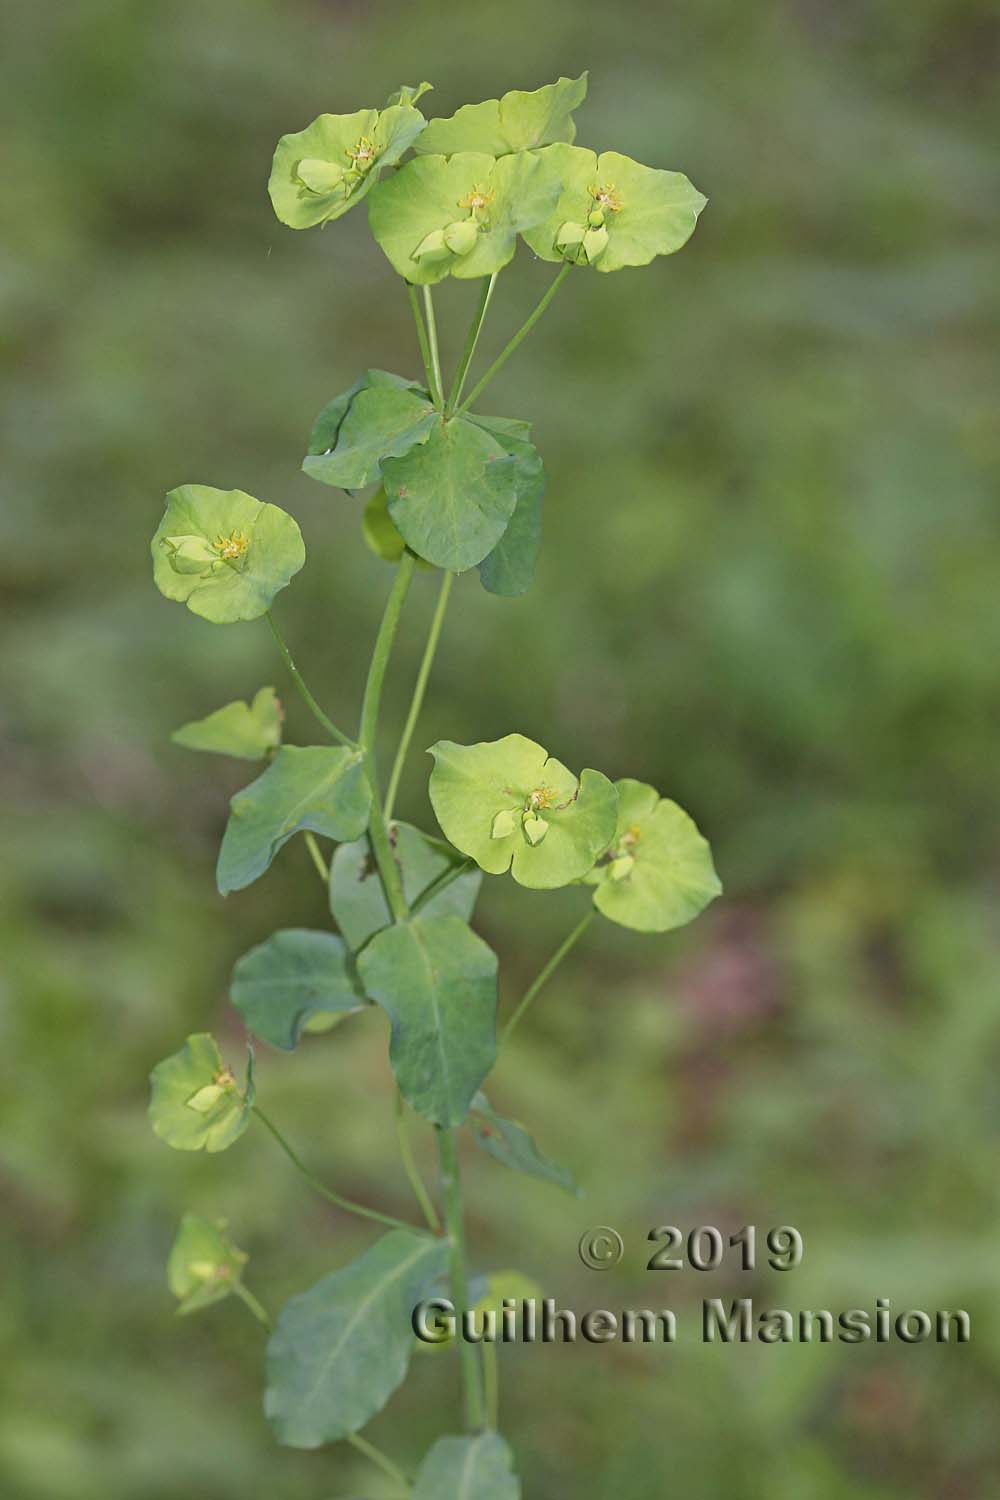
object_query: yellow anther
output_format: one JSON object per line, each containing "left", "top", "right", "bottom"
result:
{"left": 346, "top": 136, "right": 378, "bottom": 169}
{"left": 588, "top": 182, "right": 622, "bottom": 213}
{"left": 529, "top": 785, "right": 557, "bottom": 812}
{"left": 213, "top": 530, "right": 249, "bottom": 563}
{"left": 458, "top": 185, "right": 495, "bottom": 213}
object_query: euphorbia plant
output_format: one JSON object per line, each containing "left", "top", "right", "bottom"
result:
{"left": 149, "top": 72, "right": 719, "bottom": 1496}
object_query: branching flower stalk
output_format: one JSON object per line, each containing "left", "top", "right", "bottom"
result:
{"left": 147, "top": 72, "right": 721, "bottom": 1496}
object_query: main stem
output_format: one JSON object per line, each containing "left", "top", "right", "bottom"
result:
{"left": 437, "top": 1126, "right": 486, "bottom": 1431}
{"left": 359, "top": 554, "right": 417, "bottom": 923}
{"left": 454, "top": 262, "right": 572, "bottom": 416}
{"left": 384, "top": 569, "right": 454, "bottom": 822}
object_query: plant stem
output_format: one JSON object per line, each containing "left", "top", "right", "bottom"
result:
{"left": 446, "top": 274, "right": 498, "bottom": 415}
{"left": 359, "top": 555, "right": 417, "bottom": 923}
{"left": 407, "top": 284, "right": 442, "bottom": 410}
{"left": 436, "top": 1126, "right": 485, "bottom": 1432}
{"left": 347, "top": 1433, "right": 413, "bottom": 1494}
{"left": 266, "top": 611, "right": 354, "bottom": 748}
{"left": 482, "top": 1339, "right": 499, "bottom": 1431}
{"left": 233, "top": 1281, "right": 272, "bottom": 1329}
{"left": 501, "top": 909, "right": 595, "bottom": 1046}
{"left": 252, "top": 1106, "right": 419, "bottom": 1234}
{"left": 422, "top": 286, "right": 445, "bottom": 411}
{"left": 394, "top": 1090, "right": 441, "bottom": 1234}
{"left": 303, "top": 831, "right": 329, "bottom": 884}
{"left": 384, "top": 570, "right": 454, "bottom": 822}
{"left": 410, "top": 857, "right": 474, "bottom": 916}
{"left": 454, "top": 262, "right": 573, "bottom": 416}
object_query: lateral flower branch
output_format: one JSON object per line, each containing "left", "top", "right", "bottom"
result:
{"left": 148, "top": 71, "right": 719, "bottom": 1495}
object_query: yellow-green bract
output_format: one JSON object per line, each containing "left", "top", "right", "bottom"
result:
{"left": 414, "top": 74, "right": 587, "bottom": 158}
{"left": 269, "top": 103, "right": 427, "bottom": 229}
{"left": 168, "top": 1214, "right": 249, "bottom": 1315}
{"left": 148, "top": 1033, "right": 254, "bottom": 1153}
{"left": 171, "top": 686, "right": 283, "bottom": 760}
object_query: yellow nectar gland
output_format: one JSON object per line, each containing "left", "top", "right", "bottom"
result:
{"left": 589, "top": 182, "right": 623, "bottom": 214}
{"left": 346, "top": 136, "right": 379, "bottom": 171}
{"left": 459, "top": 185, "right": 495, "bottom": 215}
{"left": 212, "top": 530, "right": 249, "bottom": 563}
{"left": 213, "top": 1065, "right": 237, "bottom": 1090}
{"left": 528, "top": 785, "right": 558, "bottom": 813}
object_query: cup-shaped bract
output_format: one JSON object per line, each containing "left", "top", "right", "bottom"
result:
{"left": 269, "top": 104, "right": 427, "bottom": 229}
{"left": 415, "top": 74, "right": 587, "bottom": 157}
{"left": 585, "top": 778, "right": 721, "bottom": 931}
{"left": 149, "top": 1033, "right": 254, "bottom": 1153}
{"left": 151, "top": 485, "right": 305, "bottom": 624}
{"left": 524, "top": 145, "right": 707, "bottom": 271}
{"left": 368, "top": 151, "right": 562, "bottom": 286}
{"left": 428, "top": 733, "right": 618, "bottom": 889}
{"left": 168, "top": 1214, "right": 249, "bottom": 1316}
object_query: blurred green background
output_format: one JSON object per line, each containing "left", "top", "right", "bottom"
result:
{"left": 2, "top": 1, "right": 999, "bottom": 1495}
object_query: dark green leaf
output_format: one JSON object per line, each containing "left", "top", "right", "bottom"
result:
{"left": 217, "top": 746, "right": 370, "bottom": 895}
{"left": 470, "top": 1092, "right": 579, "bottom": 1196}
{"left": 303, "top": 384, "right": 437, "bottom": 492}
{"left": 475, "top": 432, "right": 545, "bottom": 597}
{"left": 230, "top": 928, "right": 363, "bottom": 1050}
{"left": 413, "top": 1433, "right": 521, "bottom": 1500}
{"left": 329, "top": 822, "right": 481, "bottom": 952}
{"left": 306, "top": 370, "right": 426, "bottom": 461}
{"left": 265, "top": 1229, "right": 447, "bottom": 1448}
{"left": 384, "top": 417, "right": 519, "bottom": 571}
{"left": 357, "top": 915, "right": 498, "bottom": 1126}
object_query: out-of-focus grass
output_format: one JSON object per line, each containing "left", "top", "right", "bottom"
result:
{"left": 1, "top": 2, "right": 999, "bottom": 1496}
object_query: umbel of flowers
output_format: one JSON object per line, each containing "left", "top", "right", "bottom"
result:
{"left": 148, "top": 73, "right": 718, "bottom": 1495}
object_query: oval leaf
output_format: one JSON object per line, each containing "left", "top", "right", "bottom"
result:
{"left": 151, "top": 485, "right": 305, "bottom": 624}
{"left": 470, "top": 1092, "right": 579, "bottom": 1196}
{"left": 265, "top": 1229, "right": 447, "bottom": 1448}
{"left": 330, "top": 822, "right": 481, "bottom": 952}
{"left": 230, "top": 928, "right": 362, "bottom": 1050}
{"left": 586, "top": 778, "right": 722, "bottom": 932}
{"left": 357, "top": 915, "right": 498, "bottom": 1126}
{"left": 303, "top": 384, "right": 437, "bottom": 492}
{"left": 384, "top": 417, "right": 519, "bottom": 571}
{"left": 428, "top": 734, "right": 618, "bottom": 889}
{"left": 217, "top": 746, "right": 371, "bottom": 895}
{"left": 523, "top": 145, "right": 707, "bottom": 272}
{"left": 269, "top": 105, "right": 427, "bottom": 229}
{"left": 149, "top": 1033, "right": 253, "bottom": 1153}
{"left": 413, "top": 1433, "right": 521, "bottom": 1500}
{"left": 415, "top": 74, "right": 587, "bottom": 158}
{"left": 171, "top": 686, "right": 283, "bottom": 760}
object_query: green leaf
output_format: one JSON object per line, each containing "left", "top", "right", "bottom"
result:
{"left": 330, "top": 821, "right": 481, "bottom": 952}
{"left": 217, "top": 746, "right": 370, "bottom": 895}
{"left": 265, "top": 1229, "right": 447, "bottom": 1448}
{"left": 167, "top": 1213, "right": 249, "bottom": 1316}
{"left": 413, "top": 1433, "right": 521, "bottom": 1500}
{"left": 472, "top": 426, "right": 545, "bottom": 597}
{"left": 357, "top": 915, "right": 498, "bottom": 1126}
{"left": 383, "top": 417, "right": 520, "bottom": 571}
{"left": 428, "top": 734, "right": 618, "bottom": 889}
{"left": 149, "top": 1033, "right": 253, "bottom": 1153}
{"left": 171, "top": 686, "right": 283, "bottom": 760}
{"left": 306, "top": 370, "right": 427, "bottom": 460}
{"left": 415, "top": 73, "right": 587, "bottom": 158}
{"left": 368, "top": 151, "right": 561, "bottom": 286}
{"left": 269, "top": 105, "right": 426, "bottom": 229}
{"left": 151, "top": 485, "right": 305, "bottom": 624}
{"left": 585, "top": 778, "right": 722, "bottom": 932}
{"left": 303, "top": 384, "right": 438, "bottom": 492}
{"left": 523, "top": 145, "right": 707, "bottom": 271}
{"left": 230, "top": 928, "right": 363, "bottom": 1050}
{"left": 386, "top": 81, "right": 434, "bottom": 108}
{"left": 469, "top": 1092, "right": 579, "bottom": 1195}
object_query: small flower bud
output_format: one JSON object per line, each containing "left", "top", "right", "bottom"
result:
{"left": 163, "top": 535, "right": 218, "bottom": 576}
{"left": 443, "top": 219, "right": 480, "bottom": 256}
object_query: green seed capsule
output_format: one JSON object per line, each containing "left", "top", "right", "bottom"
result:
{"left": 522, "top": 814, "right": 549, "bottom": 846}
{"left": 295, "top": 158, "right": 347, "bottom": 195}
{"left": 443, "top": 218, "right": 480, "bottom": 256}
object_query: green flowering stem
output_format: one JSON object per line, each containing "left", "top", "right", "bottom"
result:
{"left": 407, "top": 284, "right": 443, "bottom": 411}
{"left": 454, "top": 262, "right": 573, "bottom": 416}
{"left": 347, "top": 1433, "right": 413, "bottom": 1495}
{"left": 395, "top": 1089, "right": 441, "bottom": 1234}
{"left": 266, "top": 611, "right": 355, "bottom": 748}
{"left": 303, "top": 831, "right": 330, "bottom": 884}
{"left": 501, "top": 908, "right": 595, "bottom": 1046}
{"left": 252, "top": 1106, "right": 420, "bottom": 1234}
{"left": 445, "top": 272, "right": 499, "bottom": 416}
{"left": 384, "top": 569, "right": 455, "bottom": 822}
{"left": 359, "top": 555, "right": 417, "bottom": 923}
{"left": 437, "top": 1126, "right": 486, "bottom": 1432}
{"left": 422, "top": 286, "right": 446, "bottom": 411}
{"left": 410, "top": 856, "right": 475, "bottom": 916}
{"left": 232, "top": 1280, "right": 272, "bottom": 1329}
